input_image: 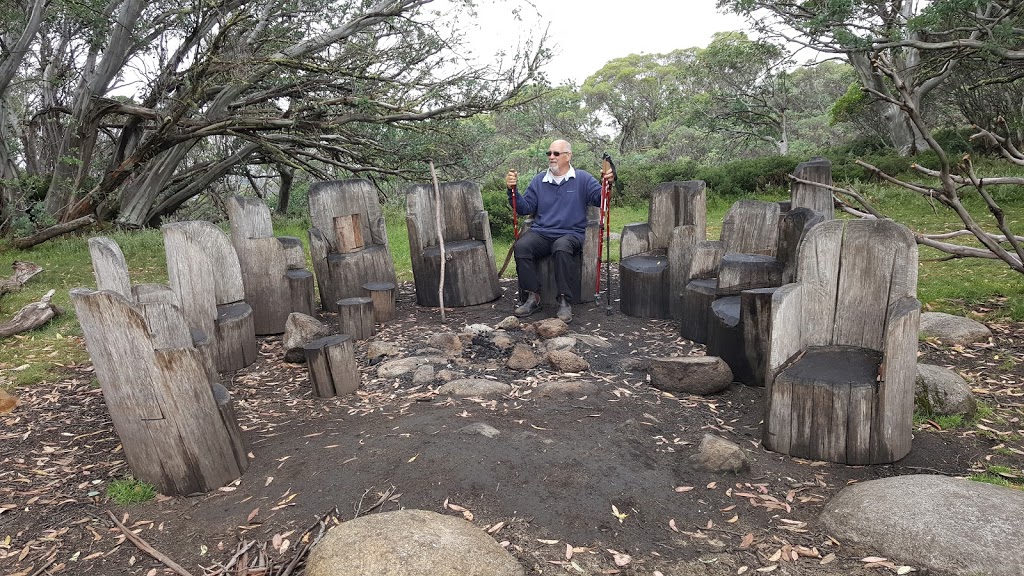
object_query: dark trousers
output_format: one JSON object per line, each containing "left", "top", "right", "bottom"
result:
{"left": 513, "top": 231, "right": 582, "bottom": 304}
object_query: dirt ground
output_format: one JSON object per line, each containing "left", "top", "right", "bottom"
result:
{"left": 2, "top": 276, "right": 1023, "bottom": 576}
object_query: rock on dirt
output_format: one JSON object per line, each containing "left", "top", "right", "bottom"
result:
{"left": 916, "top": 364, "right": 977, "bottom": 418}
{"left": 0, "top": 388, "right": 18, "bottom": 414}
{"left": 507, "top": 344, "right": 541, "bottom": 371}
{"left": 282, "top": 312, "right": 331, "bottom": 363}
{"left": 412, "top": 364, "right": 435, "bottom": 385}
{"left": 545, "top": 336, "right": 577, "bottom": 353}
{"left": 919, "top": 312, "right": 992, "bottom": 345}
{"left": 377, "top": 356, "right": 447, "bottom": 378}
{"left": 436, "top": 378, "right": 511, "bottom": 397}
{"left": 547, "top": 349, "right": 589, "bottom": 373}
{"left": 534, "top": 380, "right": 598, "bottom": 399}
{"left": 367, "top": 341, "right": 402, "bottom": 362}
{"left": 459, "top": 422, "right": 501, "bottom": 438}
{"left": 648, "top": 356, "right": 733, "bottom": 395}
{"left": 306, "top": 509, "right": 524, "bottom": 576}
{"left": 689, "top": 433, "right": 749, "bottom": 473}
{"left": 534, "top": 318, "right": 569, "bottom": 339}
{"left": 820, "top": 475, "right": 1024, "bottom": 576}
{"left": 428, "top": 332, "right": 464, "bottom": 356}
{"left": 495, "top": 316, "right": 521, "bottom": 331}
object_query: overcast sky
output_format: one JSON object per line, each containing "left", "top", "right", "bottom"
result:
{"left": 460, "top": 0, "right": 750, "bottom": 85}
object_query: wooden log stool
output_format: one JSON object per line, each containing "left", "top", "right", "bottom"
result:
{"left": 619, "top": 255, "right": 670, "bottom": 318}
{"left": 337, "top": 296, "right": 375, "bottom": 340}
{"left": 767, "top": 346, "right": 884, "bottom": 464}
{"left": 304, "top": 334, "right": 359, "bottom": 398}
{"left": 362, "top": 281, "right": 397, "bottom": 323}
{"left": 681, "top": 279, "right": 717, "bottom": 342}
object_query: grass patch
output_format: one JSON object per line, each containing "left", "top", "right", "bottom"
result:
{"left": 970, "top": 465, "right": 1024, "bottom": 490}
{"left": 106, "top": 477, "right": 157, "bottom": 505}
{"left": 914, "top": 401, "right": 995, "bottom": 431}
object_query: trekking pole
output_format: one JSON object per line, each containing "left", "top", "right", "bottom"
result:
{"left": 601, "top": 153, "right": 616, "bottom": 314}
{"left": 498, "top": 171, "right": 520, "bottom": 277}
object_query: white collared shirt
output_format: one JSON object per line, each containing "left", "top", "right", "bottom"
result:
{"left": 542, "top": 166, "right": 576, "bottom": 186}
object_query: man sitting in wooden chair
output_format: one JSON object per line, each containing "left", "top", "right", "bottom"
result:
{"left": 506, "top": 139, "right": 612, "bottom": 323}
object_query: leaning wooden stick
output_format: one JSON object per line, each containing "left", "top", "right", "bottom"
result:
{"left": 429, "top": 161, "right": 446, "bottom": 323}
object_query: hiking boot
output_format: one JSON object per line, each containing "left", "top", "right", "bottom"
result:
{"left": 556, "top": 295, "right": 573, "bottom": 323}
{"left": 514, "top": 291, "right": 542, "bottom": 317}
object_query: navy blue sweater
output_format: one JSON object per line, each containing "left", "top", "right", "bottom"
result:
{"left": 508, "top": 169, "right": 603, "bottom": 239}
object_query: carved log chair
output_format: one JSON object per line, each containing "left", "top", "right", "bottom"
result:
{"left": 618, "top": 180, "right": 707, "bottom": 319}
{"left": 88, "top": 237, "right": 217, "bottom": 380}
{"left": 405, "top": 180, "right": 500, "bottom": 307}
{"left": 162, "top": 221, "right": 258, "bottom": 372}
{"left": 307, "top": 179, "right": 397, "bottom": 312}
{"left": 226, "top": 195, "right": 315, "bottom": 335}
{"left": 517, "top": 206, "right": 600, "bottom": 307}
{"left": 680, "top": 199, "right": 781, "bottom": 344}
{"left": 762, "top": 219, "right": 920, "bottom": 465}
{"left": 710, "top": 158, "right": 836, "bottom": 384}
{"left": 71, "top": 288, "right": 248, "bottom": 495}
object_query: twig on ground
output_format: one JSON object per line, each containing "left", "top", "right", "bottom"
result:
{"left": 107, "top": 510, "right": 196, "bottom": 576}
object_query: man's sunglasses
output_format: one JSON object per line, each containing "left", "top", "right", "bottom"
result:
{"left": 546, "top": 150, "right": 569, "bottom": 157}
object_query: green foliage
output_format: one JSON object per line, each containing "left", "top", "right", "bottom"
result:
{"left": 696, "top": 155, "right": 801, "bottom": 196}
{"left": 106, "top": 477, "right": 156, "bottom": 505}
{"left": 482, "top": 188, "right": 515, "bottom": 239}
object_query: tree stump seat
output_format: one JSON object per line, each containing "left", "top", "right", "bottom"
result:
{"left": 681, "top": 279, "right": 717, "bottom": 342}
{"left": 418, "top": 239, "right": 498, "bottom": 307}
{"left": 323, "top": 244, "right": 395, "bottom": 308}
{"left": 337, "top": 296, "right": 375, "bottom": 340}
{"left": 71, "top": 289, "right": 248, "bottom": 495}
{"left": 766, "top": 345, "right": 884, "bottom": 465}
{"left": 363, "top": 281, "right": 397, "bottom": 323}
{"left": 308, "top": 180, "right": 398, "bottom": 313}
{"left": 619, "top": 181, "right": 707, "bottom": 319}
{"left": 305, "top": 334, "right": 359, "bottom": 398}
{"left": 716, "top": 254, "right": 783, "bottom": 296}
{"left": 619, "top": 254, "right": 670, "bottom": 318}
{"left": 707, "top": 296, "right": 753, "bottom": 384}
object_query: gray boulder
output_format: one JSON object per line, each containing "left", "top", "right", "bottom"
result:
{"left": 460, "top": 422, "right": 501, "bottom": 438}
{"left": 916, "top": 364, "right": 977, "bottom": 418}
{"left": 545, "top": 336, "right": 577, "bottom": 353}
{"left": 412, "top": 364, "right": 435, "bottom": 385}
{"left": 689, "top": 433, "right": 749, "bottom": 473}
{"left": 306, "top": 509, "right": 524, "bottom": 576}
{"left": 367, "top": 341, "right": 401, "bottom": 362}
{"left": 377, "top": 356, "right": 447, "bottom": 378}
{"left": 648, "top": 356, "right": 733, "bottom": 395}
{"left": 920, "top": 312, "right": 991, "bottom": 345}
{"left": 282, "top": 313, "right": 330, "bottom": 363}
{"left": 820, "top": 475, "right": 1024, "bottom": 576}
{"left": 428, "top": 332, "right": 463, "bottom": 356}
{"left": 437, "top": 378, "right": 511, "bottom": 397}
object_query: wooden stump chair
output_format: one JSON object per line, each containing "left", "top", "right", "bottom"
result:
{"left": 680, "top": 199, "right": 780, "bottom": 343}
{"left": 226, "top": 195, "right": 315, "bottom": 335}
{"left": 619, "top": 180, "right": 707, "bottom": 319}
{"left": 88, "top": 237, "right": 218, "bottom": 380}
{"left": 518, "top": 206, "right": 600, "bottom": 307}
{"left": 162, "top": 221, "right": 258, "bottom": 372}
{"left": 762, "top": 219, "right": 920, "bottom": 465}
{"left": 405, "top": 180, "right": 500, "bottom": 307}
{"left": 71, "top": 288, "right": 249, "bottom": 495}
{"left": 307, "top": 179, "right": 397, "bottom": 313}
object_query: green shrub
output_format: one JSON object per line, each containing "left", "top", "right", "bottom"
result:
{"left": 482, "top": 188, "right": 515, "bottom": 239}
{"left": 695, "top": 155, "right": 800, "bottom": 197}
{"left": 107, "top": 477, "right": 157, "bottom": 505}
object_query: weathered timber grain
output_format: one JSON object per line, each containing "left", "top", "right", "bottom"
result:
{"left": 716, "top": 254, "right": 783, "bottom": 296}
{"left": 70, "top": 289, "right": 246, "bottom": 495}
{"left": 334, "top": 214, "right": 364, "bottom": 253}
{"left": 790, "top": 157, "right": 834, "bottom": 219}
{"left": 776, "top": 208, "right": 826, "bottom": 284}
{"left": 681, "top": 279, "right": 718, "bottom": 343}
{"left": 720, "top": 200, "right": 780, "bottom": 256}
{"left": 763, "top": 219, "right": 919, "bottom": 465}
{"left": 363, "top": 281, "right": 397, "bottom": 323}
{"left": 304, "top": 334, "right": 359, "bottom": 398}
{"left": 620, "top": 181, "right": 707, "bottom": 318}
{"left": 406, "top": 181, "right": 499, "bottom": 307}
{"left": 226, "top": 196, "right": 315, "bottom": 334}
{"left": 707, "top": 296, "right": 753, "bottom": 384}
{"left": 619, "top": 255, "right": 670, "bottom": 318}
{"left": 88, "top": 238, "right": 132, "bottom": 298}
{"left": 740, "top": 288, "right": 778, "bottom": 387}
{"left": 337, "top": 297, "right": 375, "bottom": 340}
{"left": 308, "top": 180, "right": 397, "bottom": 312}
